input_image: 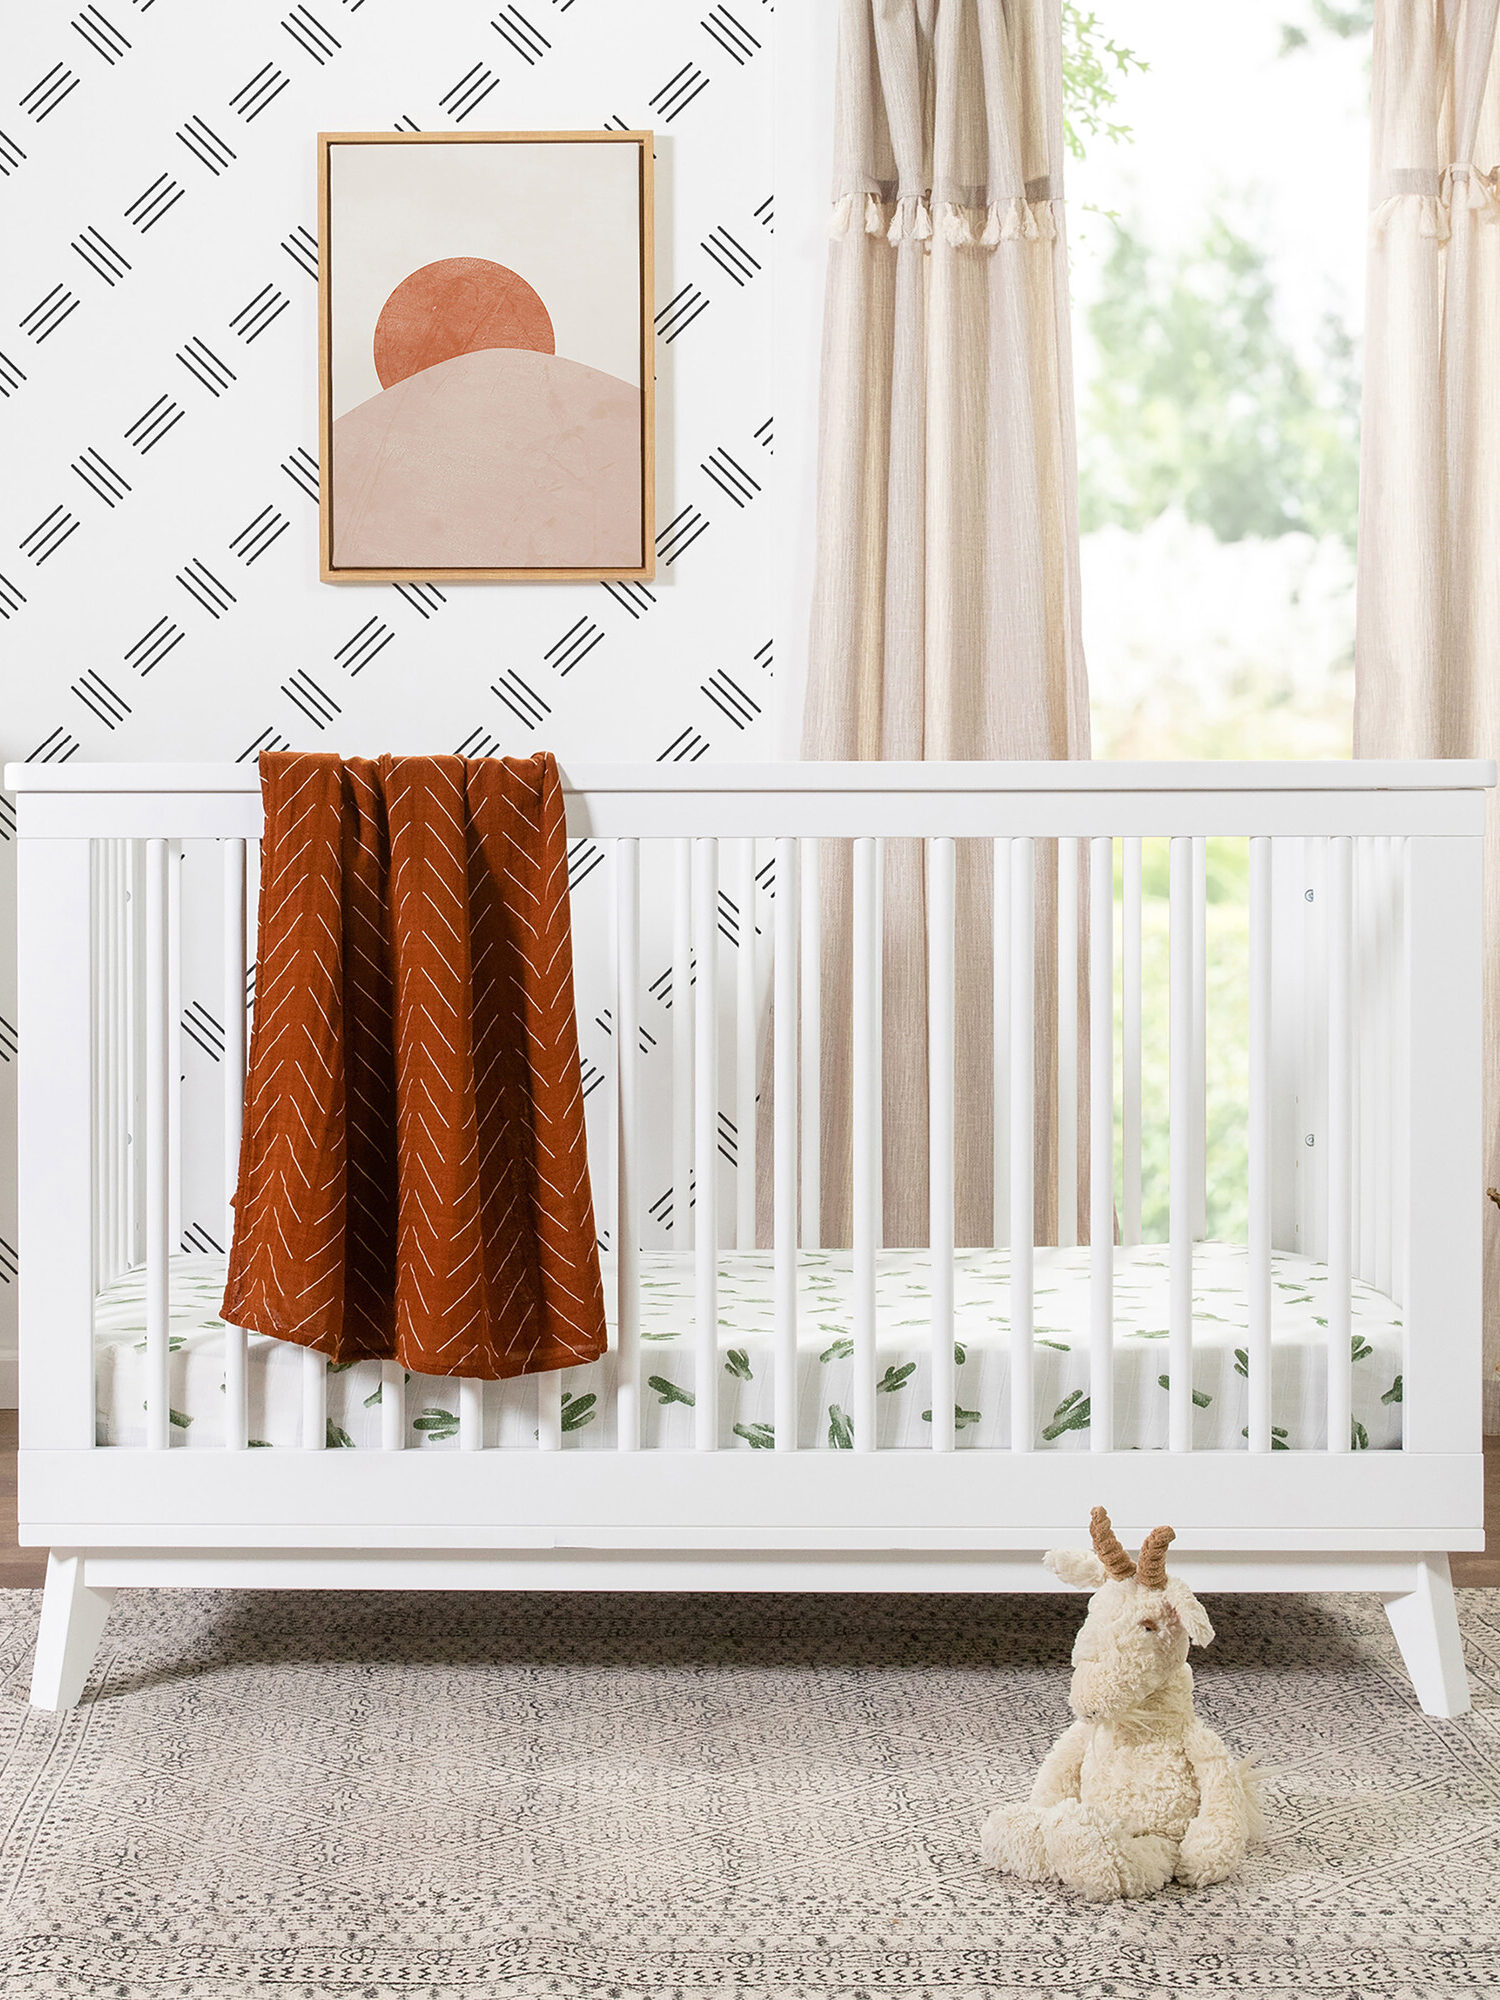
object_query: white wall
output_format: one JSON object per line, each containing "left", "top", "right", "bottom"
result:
{"left": 0, "top": 0, "right": 848, "bottom": 1401}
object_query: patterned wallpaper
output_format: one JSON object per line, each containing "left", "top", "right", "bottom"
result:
{"left": 0, "top": 0, "right": 780, "bottom": 1388}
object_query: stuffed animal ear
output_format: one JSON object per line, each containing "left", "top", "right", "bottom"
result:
{"left": 1164, "top": 1577, "right": 1214, "bottom": 1648}
{"left": 1045, "top": 1547, "right": 1107, "bottom": 1590}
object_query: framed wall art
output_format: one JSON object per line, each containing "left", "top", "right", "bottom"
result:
{"left": 318, "top": 130, "right": 654, "bottom": 583}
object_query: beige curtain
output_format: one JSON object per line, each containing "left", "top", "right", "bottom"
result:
{"left": 800, "top": 0, "right": 1090, "bottom": 1247}
{"left": 1355, "top": 0, "right": 1500, "bottom": 1420}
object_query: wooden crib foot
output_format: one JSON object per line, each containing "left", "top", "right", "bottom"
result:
{"left": 30, "top": 1552, "right": 116, "bottom": 1711}
{"left": 1381, "top": 1555, "right": 1470, "bottom": 1717}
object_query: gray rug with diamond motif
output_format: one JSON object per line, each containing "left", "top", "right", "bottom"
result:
{"left": 0, "top": 1586, "right": 1499, "bottom": 1996}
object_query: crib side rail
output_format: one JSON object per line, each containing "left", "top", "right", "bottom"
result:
{"left": 6, "top": 764, "right": 1489, "bottom": 1473}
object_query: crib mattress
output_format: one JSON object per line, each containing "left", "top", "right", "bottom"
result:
{"left": 92, "top": 1244, "right": 1405, "bottom": 1453}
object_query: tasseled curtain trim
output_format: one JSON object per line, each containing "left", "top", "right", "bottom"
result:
{"left": 1371, "top": 163, "right": 1500, "bottom": 242}
{"left": 828, "top": 192, "right": 1060, "bottom": 246}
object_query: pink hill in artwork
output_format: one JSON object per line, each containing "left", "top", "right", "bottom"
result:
{"left": 331, "top": 346, "right": 643, "bottom": 571}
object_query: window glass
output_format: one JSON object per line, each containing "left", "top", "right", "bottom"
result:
{"left": 1067, "top": 1, "right": 1371, "bottom": 762}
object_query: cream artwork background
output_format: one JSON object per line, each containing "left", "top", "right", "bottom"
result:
{"left": 329, "top": 141, "right": 643, "bottom": 414}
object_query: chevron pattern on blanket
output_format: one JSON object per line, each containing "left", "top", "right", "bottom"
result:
{"left": 0, "top": 0, "right": 775, "bottom": 1373}
{"left": 224, "top": 752, "right": 608, "bottom": 1378}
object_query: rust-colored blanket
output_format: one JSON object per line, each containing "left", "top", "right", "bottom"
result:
{"left": 222, "top": 751, "right": 607, "bottom": 1380}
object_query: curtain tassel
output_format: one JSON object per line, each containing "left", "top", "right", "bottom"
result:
{"left": 833, "top": 193, "right": 1066, "bottom": 249}
{"left": 940, "top": 202, "right": 974, "bottom": 247}
{"left": 1458, "top": 163, "right": 1500, "bottom": 216}
{"left": 886, "top": 195, "right": 933, "bottom": 243}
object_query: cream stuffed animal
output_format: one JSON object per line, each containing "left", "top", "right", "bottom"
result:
{"left": 982, "top": 1509, "right": 1261, "bottom": 1901}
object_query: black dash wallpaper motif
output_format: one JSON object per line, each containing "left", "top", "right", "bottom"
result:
{"left": 0, "top": 0, "right": 776, "bottom": 1389}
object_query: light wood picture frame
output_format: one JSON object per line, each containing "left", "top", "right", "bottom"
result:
{"left": 318, "top": 130, "right": 655, "bottom": 584}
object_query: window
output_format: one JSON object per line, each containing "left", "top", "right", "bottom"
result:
{"left": 1068, "top": 1, "right": 1371, "bottom": 762}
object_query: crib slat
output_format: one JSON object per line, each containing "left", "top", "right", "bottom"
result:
{"left": 1357, "top": 842, "right": 1377, "bottom": 1288}
{"left": 1363, "top": 839, "right": 1379, "bottom": 1292}
{"left": 381, "top": 1360, "right": 404, "bottom": 1450}
{"left": 538, "top": 1370, "right": 562, "bottom": 1452}
{"left": 694, "top": 837, "right": 720, "bottom": 1450}
{"left": 992, "top": 837, "right": 1011, "bottom": 1248}
{"left": 96, "top": 844, "right": 110, "bottom": 1284}
{"left": 1247, "top": 837, "right": 1273, "bottom": 1453}
{"left": 90, "top": 845, "right": 102, "bottom": 1286}
{"left": 799, "top": 838, "right": 821, "bottom": 1250}
{"left": 1122, "top": 837, "right": 1143, "bottom": 1245}
{"left": 1191, "top": 835, "right": 1208, "bottom": 1241}
{"left": 1398, "top": 835, "right": 1409, "bottom": 1314}
{"left": 1360, "top": 840, "right": 1368, "bottom": 1288}
{"left": 1384, "top": 840, "right": 1408, "bottom": 1296}
{"left": 115, "top": 847, "right": 128, "bottom": 1267}
{"left": 112, "top": 844, "right": 123, "bottom": 1276}
{"left": 615, "top": 837, "right": 641, "bottom": 1453}
{"left": 116, "top": 843, "right": 129, "bottom": 1277}
{"left": 120, "top": 844, "right": 133, "bottom": 1273}
{"left": 117, "top": 844, "right": 130, "bottom": 1277}
{"left": 1057, "top": 837, "right": 1078, "bottom": 1249}
{"left": 459, "top": 1378, "right": 484, "bottom": 1452}
{"left": 852, "top": 836, "right": 879, "bottom": 1452}
{"left": 98, "top": 844, "right": 111, "bottom": 1283}
{"left": 773, "top": 836, "right": 799, "bottom": 1451}
{"left": 222, "top": 838, "right": 248, "bottom": 1451}
{"left": 873, "top": 839, "right": 886, "bottom": 1252}
{"left": 1327, "top": 834, "right": 1353, "bottom": 1453}
{"left": 303, "top": 1348, "right": 326, "bottom": 1450}
{"left": 144, "top": 839, "right": 171, "bottom": 1452}
{"left": 103, "top": 845, "right": 119, "bottom": 1283}
{"left": 111, "top": 844, "right": 124, "bottom": 1278}
{"left": 127, "top": 841, "right": 145, "bottom": 1268}
{"left": 167, "top": 839, "right": 182, "bottom": 1257}
{"left": 928, "top": 837, "right": 956, "bottom": 1453}
{"left": 1089, "top": 837, "right": 1113, "bottom": 1452}
{"left": 672, "top": 838, "right": 693, "bottom": 1254}
{"left": 735, "top": 839, "right": 757, "bottom": 1250}
{"left": 109, "top": 844, "right": 122, "bottom": 1280}
{"left": 1168, "top": 836, "right": 1194, "bottom": 1452}
{"left": 1010, "top": 837, "right": 1035, "bottom": 1453}
{"left": 1298, "top": 838, "right": 1324, "bottom": 1264}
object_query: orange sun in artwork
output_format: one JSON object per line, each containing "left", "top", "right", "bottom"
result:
{"left": 372, "top": 257, "right": 555, "bottom": 391}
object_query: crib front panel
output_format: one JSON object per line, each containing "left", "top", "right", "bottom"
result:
{"left": 7, "top": 763, "right": 1487, "bottom": 1509}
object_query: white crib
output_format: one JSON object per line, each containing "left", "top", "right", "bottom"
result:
{"left": 5, "top": 758, "right": 1490, "bottom": 1715}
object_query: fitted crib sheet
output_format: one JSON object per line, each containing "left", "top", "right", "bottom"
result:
{"left": 92, "top": 1244, "right": 1405, "bottom": 1453}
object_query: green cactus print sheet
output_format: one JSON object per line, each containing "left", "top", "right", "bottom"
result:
{"left": 90, "top": 1244, "right": 1406, "bottom": 1453}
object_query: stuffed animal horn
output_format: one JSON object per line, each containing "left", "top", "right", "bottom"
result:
{"left": 981, "top": 1509, "right": 1262, "bottom": 1901}
{"left": 1090, "top": 1504, "right": 1138, "bottom": 1580}
{"left": 1135, "top": 1524, "right": 1174, "bottom": 1590}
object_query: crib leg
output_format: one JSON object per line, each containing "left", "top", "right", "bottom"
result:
{"left": 1380, "top": 1556, "right": 1470, "bottom": 1718}
{"left": 30, "top": 1552, "right": 116, "bottom": 1711}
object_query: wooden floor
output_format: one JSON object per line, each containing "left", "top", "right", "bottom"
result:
{"left": 1, "top": 1413, "right": 1497, "bottom": 1590}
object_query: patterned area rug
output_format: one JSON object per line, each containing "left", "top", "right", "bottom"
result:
{"left": 0, "top": 1587, "right": 1499, "bottom": 1997}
